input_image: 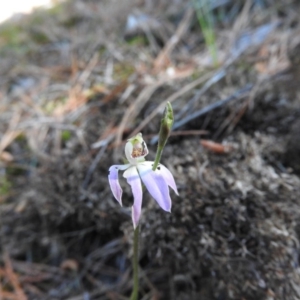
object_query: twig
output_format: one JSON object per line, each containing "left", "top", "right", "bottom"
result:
{"left": 129, "top": 72, "right": 214, "bottom": 138}
{"left": 0, "top": 291, "right": 19, "bottom": 300}
{"left": 176, "top": 68, "right": 226, "bottom": 119}
{"left": 177, "top": 18, "right": 279, "bottom": 120}
{"left": 150, "top": 83, "right": 252, "bottom": 144}
{"left": 173, "top": 83, "right": 253, "bottom": 130}
{"left": 214, "top": 76, "right": 270, "bottom": 138}
{"left": 154, "top": 7, "right": 194, "bottom": 71}
{"left": 230, "top": 0, "right": 252, "bottom": 47}
{"left": 0, "top": 111, "right": 22, "bottom": 155}
{"left": 77, "top": 52, "right": 99, "bottom": 88}
{"left": 4, "top": 253, "right": 27, "bottom": 300}
{"left": 213, "top": 99, "right": 247, "bottom": 139}
{"left": 169, "top": 130, "right": 208, "bottom": 137}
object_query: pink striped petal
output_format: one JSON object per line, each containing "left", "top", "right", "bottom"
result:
{"left": 108, "top": 164, "right": 130, "bottom": 205}
{"left": 123, "top": 166, "right": 143, "bottom": 228}
{"left": 137, "top": 162, "right": 172, "bottom": 212}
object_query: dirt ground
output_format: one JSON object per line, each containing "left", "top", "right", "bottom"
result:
{"left": 1, "top": 0, "right": 300, "bottom": 299}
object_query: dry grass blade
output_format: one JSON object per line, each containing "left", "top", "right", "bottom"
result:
{"left": 76, "top": 52, "right": 99, "bottom": 87}
{"left": 154, "top": 7, "right": 194, "bottom": 72}
{"left": 229, "top": 0, "right": 252, "bottom": 46}
{"left": 54, "top": 52, "right": 99, "bottom": 117}
{"left": 0, "top": 131, "right": 22, "bottom": 155}
{"left": 3, "top": 253, "right": 27, "bottom": 300}
{"left": 53, "top": 87, "right": 89, "bottom": 117}
{"left": 0, "top": 291, "right": 20, "bottom": 300}
{"left": 102, "top": 80, "right": 128, "bottom": 104}
{"left": 173, "top": 83, "right": 253, "bottom": 130}
{"left": 0, "top": 111, "right": 22, "bottom": 160}
{"left": 130, "top": 72, "right": 213, "bottom": 137}
{"left": 169, "top": 130, "right": 208, "bottom": 137}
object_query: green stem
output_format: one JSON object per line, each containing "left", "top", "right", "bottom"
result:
{"left": 152, "top": 147, "right": 163, "bottom": 171}
{"left": 130, "top": 225, "right": 139, "bottom": 300}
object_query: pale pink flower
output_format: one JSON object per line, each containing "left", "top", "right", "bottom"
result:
{"left": 108, "top": 133, "right": 178, "bottom": 228}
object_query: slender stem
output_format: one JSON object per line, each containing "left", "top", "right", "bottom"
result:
{"left": 130, "top": 225, "right": 139, "bottom": 300}
{"left": 152, "top": 147, "right": 163, "bottom": 171}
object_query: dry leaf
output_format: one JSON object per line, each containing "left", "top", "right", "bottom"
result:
{"left": 200, "top": 139, "right": 233, "bottom": 154}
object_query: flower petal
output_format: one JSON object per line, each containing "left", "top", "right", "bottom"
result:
{"left": 137, "top": 162, "right": 172, "bottom": 212}
{"left": 123, "top": 166, "right": 143, "bottom": 228}
{"left": 125, "top": 142, "right": 136, "bottom": 164}
{"left": 158, "top": 164, "right": 179, "bottom": 195}
{"left": 108, "top": 164, "right": 130, "bottom": 205}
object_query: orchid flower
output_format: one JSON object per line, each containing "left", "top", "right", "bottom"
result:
{"left": 108, "top": 133, "right": 178, "bottom": 228}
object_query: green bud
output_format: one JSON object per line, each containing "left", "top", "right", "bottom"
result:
{"left": 158, "top": 102, "right": 174, "bottom": 149}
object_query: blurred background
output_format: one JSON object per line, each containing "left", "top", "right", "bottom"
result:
{"left": 1, "top": 0, "right": 300, "bottom": 299}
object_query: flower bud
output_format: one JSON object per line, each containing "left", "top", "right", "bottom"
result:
{"left": 158, "top": 102, "right": 174, "bottom": 150}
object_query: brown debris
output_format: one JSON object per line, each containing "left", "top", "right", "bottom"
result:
{"left": 200, "top": 139, "right": 234, "bottom": 154}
